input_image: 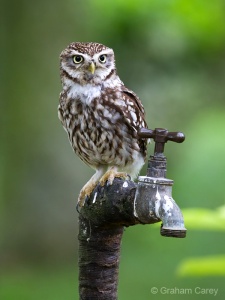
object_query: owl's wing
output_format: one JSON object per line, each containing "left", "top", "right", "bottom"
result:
{"left": 121, "top": 87, "right": 145, "bottom": 116}
{"left": 119, "top": 86, "right": 148, "bottom": 157}
{"left": 121, "top": 86, "right": 147, "bottom": 130}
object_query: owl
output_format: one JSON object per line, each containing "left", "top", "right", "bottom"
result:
{"left": 58, "top": 42, "right": 148, "bottom": 208}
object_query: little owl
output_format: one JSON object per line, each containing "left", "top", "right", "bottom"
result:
{"left": 58, "top": 42, "right": 148, "bottom": 207}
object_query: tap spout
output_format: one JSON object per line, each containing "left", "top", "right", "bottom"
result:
{"left": 134, "top": 176, "right": 186, "bottom": 238}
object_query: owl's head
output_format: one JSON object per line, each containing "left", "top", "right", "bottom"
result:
{"left": 60, "top": 42, "right": 116, "bottom": 84}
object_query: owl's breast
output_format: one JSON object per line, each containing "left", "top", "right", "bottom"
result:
{"left": 60, "top": 95, "right": 141, "bottom": 169}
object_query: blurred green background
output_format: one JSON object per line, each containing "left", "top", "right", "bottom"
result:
{"left": 1, "top": 0, "right": 225, "bottom": 299}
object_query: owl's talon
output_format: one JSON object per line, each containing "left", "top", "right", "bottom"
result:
{"left": 76, "top": 195, "right": 89, "bottom": 211}
{"left": 99, "top": 168, "right": 129, "bottom": 187}
{"left": 76, "top": 202, "right": 81, "bottom": 213}
{"left": 77, "top": 174, "right": 101, "bottom": 209}
{"left": 126, "top": 174, "right": 131, "bottom": 181}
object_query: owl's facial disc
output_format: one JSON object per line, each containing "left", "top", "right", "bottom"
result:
{"left": 60, "top": 45, "right": 115, "bottom": 84}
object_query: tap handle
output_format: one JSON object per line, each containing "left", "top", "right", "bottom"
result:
{"left": 138, "top": 128, "right": 185, "bottom": 155}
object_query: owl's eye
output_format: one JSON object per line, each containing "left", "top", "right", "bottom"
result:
{"left": 73, "top": 55, "right": 84, "bottom": 64}
{"left": 99, "top": 54, "right": 107, "bottom": 63}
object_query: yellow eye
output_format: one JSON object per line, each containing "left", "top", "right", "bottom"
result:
{"left": 73, "top": 55, "right": 84, "bottom": 64}
{"left": 99, "top": 54, "right": 107, "bottom": 63}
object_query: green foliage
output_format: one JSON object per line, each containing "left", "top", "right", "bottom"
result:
{"left": 177, "top": 255, "right": 225, "bottom": 277}
{"left": 88, "top": 0, "right": 225, "bottom": 58}
{"left": 176, "top": 207, "right": 225, "bottom": 277}
{"left": 183, "top": 206, "right": 225, "bottom": 231}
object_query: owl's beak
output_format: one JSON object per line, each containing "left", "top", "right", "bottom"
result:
{"left": 88, "top": 62, "right": 96, "bottom": 74}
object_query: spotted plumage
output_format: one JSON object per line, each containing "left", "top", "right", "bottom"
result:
{"left": 58, "top": 42, "right": 148, "bottom": 207}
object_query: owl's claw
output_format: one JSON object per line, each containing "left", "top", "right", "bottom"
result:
{"left": 126, "top": 174, "right": 131, "bottom": 181}
{"left": 77, "top": 177, "right": 100, "bottom": 208}
{"left": 99, "top": 168, "right": 129, "bottom": 187}
{"left": 76, "top": 195, "right": 89, "bottom": 212}
{"left": 75, "top": 169, "right": 106, "bottom": 209}
{"left": 77, "top": 189, "right": 92, "bottom": 208}
{"left": 76, "top": 202, "right": 81, "bottom": 213}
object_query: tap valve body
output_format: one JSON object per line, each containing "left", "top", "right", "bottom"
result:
{"left": 134, "top": 128, "right": 187, "bottom": 238}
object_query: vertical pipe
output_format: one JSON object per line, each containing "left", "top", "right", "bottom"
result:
{"left": 78, "top": 215, "right": 124, "bottom": 299}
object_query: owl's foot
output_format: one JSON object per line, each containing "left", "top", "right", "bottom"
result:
{"left": 77, "top": 183, "right": 96, "bottom": 208}
{"left": 76, "top": 168, "right": 130, "bottom": 209}
{"left": 99, "top": 167, "right": 129, "bottom": 187}
{"left": 77, "top": 169, "right": 105, "bottom": 208}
